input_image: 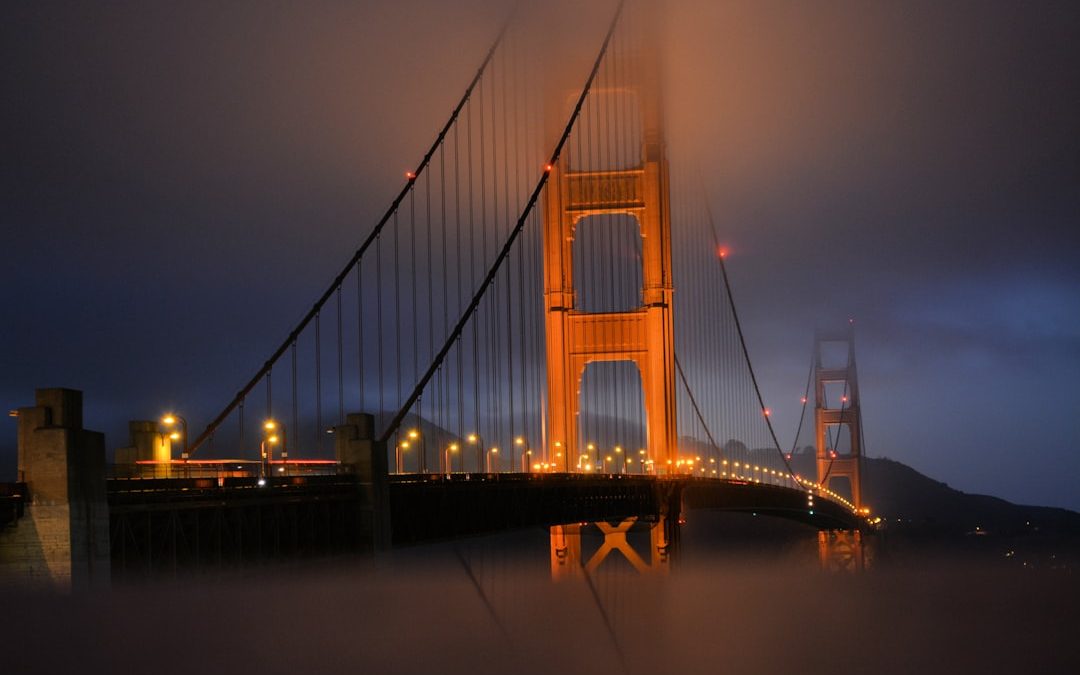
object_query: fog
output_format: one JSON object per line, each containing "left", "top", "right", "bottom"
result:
{"left": 3, "top": 548, "right": 1077, "bottom": 675}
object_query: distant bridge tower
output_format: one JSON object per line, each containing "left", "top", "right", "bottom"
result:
{"left": 542, "top": 9, "right": 677, "bottom": 471}
{"left": 814, "top": 325, "right": 863, "bottom": 509}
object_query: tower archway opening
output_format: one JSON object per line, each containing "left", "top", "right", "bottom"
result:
{"left": 571, "top": 213, "right": 644, "bottom": 313}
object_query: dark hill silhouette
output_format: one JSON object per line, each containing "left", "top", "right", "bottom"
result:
{"left": 788, "top": 449, "right": 1080, "bottom": 536}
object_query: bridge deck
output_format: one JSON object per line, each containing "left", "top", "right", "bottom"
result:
{"left": 5, "top": 473, "right": 860, "bottom": 576}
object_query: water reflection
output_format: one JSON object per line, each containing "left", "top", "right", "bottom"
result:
{"left": 4, "top": 513, "right": 1075, "bottom": 675}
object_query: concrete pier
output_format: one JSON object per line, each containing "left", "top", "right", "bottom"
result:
{"left": 0, "top": 389, "right": 110, "bottom": 590}
{"left": 334, "top": 413, "right": 390, "bottom": 551}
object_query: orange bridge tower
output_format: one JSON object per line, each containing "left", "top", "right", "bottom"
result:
{"left": 813, "top": 325, "right": 864, "bottom": 509}
{"left": 542, "top": 15, "right": 676, "bottom": 472}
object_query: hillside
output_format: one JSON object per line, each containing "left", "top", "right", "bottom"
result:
{"left": 789, "top": 450, "right": 1080, "bottom": 536}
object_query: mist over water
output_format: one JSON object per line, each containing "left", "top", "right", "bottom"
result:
{"left": 3, "top": 512, "right": 1077, "bottom": 675}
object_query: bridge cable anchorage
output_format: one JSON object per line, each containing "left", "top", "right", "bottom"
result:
{"left": 185, "top": 6, "right": 519, "bottom": 456}
{"left": 379, "top": 0, "right": 628, "bottom": 445}
{"left": 695, "top": 174, "right": 801, "bottom": 485}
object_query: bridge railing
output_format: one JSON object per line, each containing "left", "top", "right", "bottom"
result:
{"left": 108, "top": 460, "right": 345, "bottom": 481}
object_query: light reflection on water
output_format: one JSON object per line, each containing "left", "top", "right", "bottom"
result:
{"left": 2, "top": 512, "right": 1078, "bottom": 675}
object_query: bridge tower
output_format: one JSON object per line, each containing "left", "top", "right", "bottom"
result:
{"left": 542, "top": 11, "right": 677, "bottom": 471}
{"left": 813, "top": 325, "right": 863, "bottom": 509}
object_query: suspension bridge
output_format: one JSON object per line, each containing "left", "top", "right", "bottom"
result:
{"left": 2, "top": 1, "right": 874, "bottom": 587}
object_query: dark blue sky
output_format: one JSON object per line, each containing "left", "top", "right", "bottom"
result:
{"left": 2, "top": 1, "right": 1078, "bottom": 509}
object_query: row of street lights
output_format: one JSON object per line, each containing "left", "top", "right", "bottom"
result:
{"left": 392, "top": 430, "right": 675, "bottom": 476}
{"left": 159, "top": 412, "right": 290, "bottom": 479}
{"left": 395, "top": 429, "right": 542, "bottom": 475}
{"left": 160, "top": 414, "right": 779, "bottom": 481}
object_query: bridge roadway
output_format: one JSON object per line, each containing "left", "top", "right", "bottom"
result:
{"left": 389, "top": 473, "right": 861, "bottom": 544}
{"left": 99, "top": 471, "right": 860, "bottom": 571}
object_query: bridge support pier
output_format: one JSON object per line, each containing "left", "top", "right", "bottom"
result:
{"left": 334, "top": 413, "right": 390, "bottom": 552}
{"left": 817, "top": 529, "right": 865, "bottom": 572}
{"left": 549, "top": 517, "right": 677, "bottom": 580}
{"left": 0, "top": 388, "right": 110, "bottom": 590}
{"left": 549, "top": 479, "right": 682, "bottom": 579}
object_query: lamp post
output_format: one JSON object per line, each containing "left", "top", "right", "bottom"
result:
{"left": 260, "top": 419, "right": 280, "bottom": 480}
{"left": 487, "top": 446, "right": 499, "bottom": 473}
{"left": 614, "top": 446, "right": 624, "bottom": 474}
{"left": 407, "top": 429, "right": 421, "bottom": 474}
{"left": 514, "top": 437, "right": 525, "bottom": 473}
{"left": 444, "top": 443, "right": 458, "bottom": 476}
{"left": 467, "top": 433, "right": 483, "bottom": 472}
{"left": 586, "top": 443, "right": 595, "bottom": 473}
{"left": 396, "top": 440, "right": 410, "bottom": 473}
{"left": 161, "top": 413, "right": 188, "bottom": 477}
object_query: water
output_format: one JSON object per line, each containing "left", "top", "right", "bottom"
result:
{"left": 2, "top": 511, "right": 1078, "bottom": 675}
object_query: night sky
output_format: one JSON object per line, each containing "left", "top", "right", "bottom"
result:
{"left": 3, "top": 1, "right": 1078, "bottom": 510}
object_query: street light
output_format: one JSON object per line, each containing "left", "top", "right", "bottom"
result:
{"left": 615, "top": 446, "right": 624, "bottom": 474}
{"left": 467, "top": 433, "right": 483, "bottom": 472}
{"left": 488, "top": 447, "right": 499, "bottom": 473}
{"left": 161, "top": 413, "right": 189, "bottom": 460}
{"left": 444, "top": 442, "right": 459, "bottom": 476}
{"left": 260, "top": 419, "right": 280, "bottom": 479}
{"left": 396, "top": 440, "right": 410, "bottom": 473}
{"left": 407, "top": 429, "right": 422, "bottom": 473}
{"left": 514, "top": 437, "right": 525, "bottom": 472}
{"left": 586, "top": 443, "right": 595, "bottom": 473}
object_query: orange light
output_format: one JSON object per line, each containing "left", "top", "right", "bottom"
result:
{"left": 800, "top": 396, "right": 808, "bottom": 404}
{"left": 717, "top": 246, "right": 729, "bottom": 259}
{"left": 763, "top": 408, "right": 771, "bottom": 416}
{"left": 405, "top": 171, "right": 416, "bottom": 180}
{"left": 544, "top": 163, "right": 553, "bottom": 172}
